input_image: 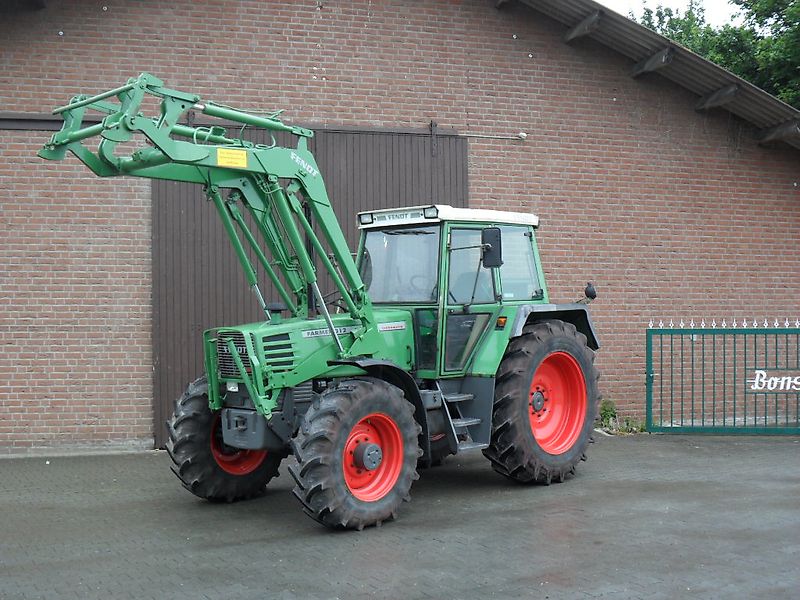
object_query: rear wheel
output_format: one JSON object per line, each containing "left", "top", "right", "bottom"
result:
{"left": 290, "top": 377, "right": 421, "bottom": 530}
{"left": 483, "top": 320, "right": 600, "bottom": 484}
{"left": 166, "top": 377, "right": 283, "bottom": 502}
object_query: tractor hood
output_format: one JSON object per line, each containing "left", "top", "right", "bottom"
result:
{"left": 204, "top": 308, "right": 415, "bottom": 391}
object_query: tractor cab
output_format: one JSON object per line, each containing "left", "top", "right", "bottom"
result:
{"left": 356, "top": 205, "right": 547, "bottom": 378}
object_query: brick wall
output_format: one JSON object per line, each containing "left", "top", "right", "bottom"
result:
{"left": 0, "top": 0, "right": 798, "bottom": 451}
{"left": 0, "top": 135, "right": 152, "bottom": 451}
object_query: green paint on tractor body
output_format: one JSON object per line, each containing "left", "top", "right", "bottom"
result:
{"left": 204, "top": 308, "right": 416, "bottom": 416}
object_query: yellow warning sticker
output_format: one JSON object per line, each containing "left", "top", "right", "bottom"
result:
{"left": 217, "top": 148, "right": 248, "bottom": 169}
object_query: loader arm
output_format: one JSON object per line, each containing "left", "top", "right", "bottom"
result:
{"left": 39, "top": 72, "right": 379, "bottom": 357}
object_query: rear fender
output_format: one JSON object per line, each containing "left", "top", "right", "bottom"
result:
{"left": 511, "top": 304, "right": 600, "bottom": 350}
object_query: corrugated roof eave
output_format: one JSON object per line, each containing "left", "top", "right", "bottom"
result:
{"left": 514, "top": 0, "right": 800, "bottom": 151}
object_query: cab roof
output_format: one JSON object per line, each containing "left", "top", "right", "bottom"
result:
{"left": 357, "top": 204, "right": 539, "bottom": 229}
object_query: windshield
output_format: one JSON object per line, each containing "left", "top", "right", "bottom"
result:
{"left": 360, "top": 225, "right": 440, "bottom": 303}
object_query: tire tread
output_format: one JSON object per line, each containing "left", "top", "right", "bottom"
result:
{"left": 165, "top": 376, "right": 283, "bottom": 502}
{"left": 482, "top": 320, "right": 600, "bottom": 484}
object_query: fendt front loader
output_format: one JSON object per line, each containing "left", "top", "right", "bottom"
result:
{"left": 40, "top": 73, "right": 601, "bottom": 530}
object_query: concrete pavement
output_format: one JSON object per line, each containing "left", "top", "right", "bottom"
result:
{"left": 1, "top": 434, "right": 798, "bottom": 599}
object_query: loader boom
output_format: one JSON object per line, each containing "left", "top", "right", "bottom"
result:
{"left": 40, "top": 72, "right": 378, "bottom": 356}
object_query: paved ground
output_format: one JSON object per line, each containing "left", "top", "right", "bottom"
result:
{"left": 1, "top": 434, "right": 798, "bottom": 600}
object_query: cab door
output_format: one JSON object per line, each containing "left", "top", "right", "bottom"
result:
{"left": 439, "top": 226, "right": 501, "bottom": 375}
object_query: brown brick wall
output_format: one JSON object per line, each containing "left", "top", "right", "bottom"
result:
{"left": 0, "top": 135, "right": 152, "bottom": 451}
{"left": 0, "top": 0, "right": 798, "bottom": 450}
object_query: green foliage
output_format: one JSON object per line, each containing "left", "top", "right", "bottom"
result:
{"left": 599, "top": 398, "right": 617, "bottom": 428}
{"left": 633, "top": 0, "right": 800, "bottom": 109}
{"left": 618, "top": 416, "right": 648, "bottom": 434}
{"left": 598, "top": 398, "right": 646, "bottom": 434}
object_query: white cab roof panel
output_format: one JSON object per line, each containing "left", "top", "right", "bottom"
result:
{"left": 357, "top": 204, "right": 539, "bottom": 229}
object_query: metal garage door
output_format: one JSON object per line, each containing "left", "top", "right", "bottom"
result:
{"left": 151, "top": 127, "right": 468, "bottom": 446}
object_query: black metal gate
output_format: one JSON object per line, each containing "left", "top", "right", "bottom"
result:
{"left": 151, "top": 127, "right": 468, "bottom": 446}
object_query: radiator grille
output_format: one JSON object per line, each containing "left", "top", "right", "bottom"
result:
{"left": 263, "top": 333, "right": 296, "bottom": 373}
{"left": 216, "top": 331, "right": 296, "bottom": 379}
{"left": 216, "top": 330, "right": 249, "bottom": 379}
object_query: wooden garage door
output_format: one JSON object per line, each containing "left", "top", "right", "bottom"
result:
{"left": 151, "top": 127, "right": 468, "bottom": 446}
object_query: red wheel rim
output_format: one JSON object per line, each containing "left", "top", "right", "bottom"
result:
{"left": 528, "top": 352, "right": 587, "bottom": 455}
{"left": 210, "top": 414, "right": 268, "bottom": 475}
{"left": 343, "top": 413, "right": 404, "bottom": 502}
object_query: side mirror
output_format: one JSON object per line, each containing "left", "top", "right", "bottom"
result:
{"left": 359, "top": 248, "right": 373, "bottom": 289}
{"left": 481, "top": 227, "right": 503, "bottom": 268}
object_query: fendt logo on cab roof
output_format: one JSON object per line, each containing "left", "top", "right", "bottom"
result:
{"left": 291, "top": 151, "right": 318, "bottom": 177}
{"left": 375, "top": 210, "right": 424, "bottom": 223}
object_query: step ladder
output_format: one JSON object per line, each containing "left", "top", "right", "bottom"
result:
{"left": 442, "top": 390, "right": 488, "bottom": 453}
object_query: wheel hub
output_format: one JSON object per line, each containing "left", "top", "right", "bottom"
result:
{"left": 343, "top": 413, "right": 405, "bottom": 502}
{"left": 528, "top": 351, "right": 588, "bottom": 455}
{"left": 531, "top": 390, "right": 546, "bottom": 412}
{"left": 353, "top": 442, "right": 383, "bottom": 471}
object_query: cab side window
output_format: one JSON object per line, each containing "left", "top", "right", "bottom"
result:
{"left": 448, "top": 229, "right": 494, "bottom": 304}
{"left": 498, "top": 226, "right": 541, "bottom": 300}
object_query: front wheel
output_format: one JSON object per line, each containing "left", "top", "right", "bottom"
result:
{"left": 166, "top": 377, "right": 283, "bottom": 502}
{"left": 289, "top": 377, "right": 421, "bottom": 530}
{"left": 483, "top": 320, "right": 600, "bottom": 484}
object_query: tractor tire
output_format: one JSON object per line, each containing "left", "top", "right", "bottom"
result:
{"left": 289, "top": 377, "right": 421, "bottom": 530}
{"left": 166, "top": 376, "right": 283, "bottom": 502}
{"left": 483, "top": 319, "right": 600, "bottom": 484}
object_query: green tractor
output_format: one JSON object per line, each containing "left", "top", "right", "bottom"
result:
{"left": 40, "top": 73, "right": 601, "bottom": 530}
